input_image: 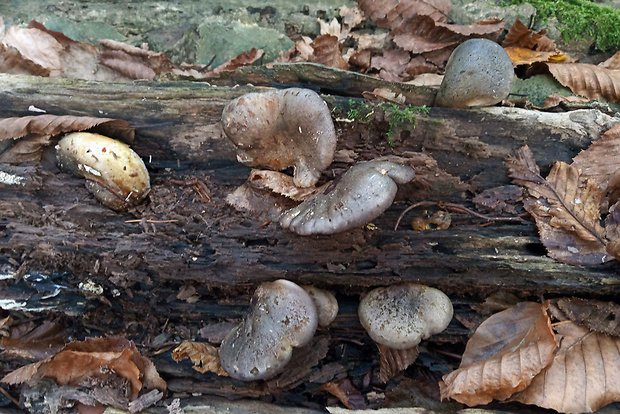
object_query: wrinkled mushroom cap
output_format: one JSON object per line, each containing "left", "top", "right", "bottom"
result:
{"left": 358, "top": 283, "right": 453, "bottom": 350}
{"left": 221, "top": 88, "right": 337, "bottom": 188}
{"left": 219, "top": 279, "right": 318, "bottom": 381}
{"left": 56, "top": 132, "right": 150, "bottom": 210}
{"left": 279, "top": 160, "right": 415, "bottom": 235}
{"left": 301, "top": 285, "right": 339, "bottom": 327}
{"left": 435, "top": 38, "right": 514, "bottom": 108}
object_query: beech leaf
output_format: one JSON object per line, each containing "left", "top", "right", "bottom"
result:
{"left": 0, "top": 115, "right": 134, "bottom": 163}
{"left": 377, "top": 343, "right": 419, "bottom": 383}
{"left": 528, "top": 62, "right": 620, "bottom": 103}
{"left": 356, "top": 0, "right": 451, "bottom": 29}
{"left": 557, "top": 297, "right": 620, "bottom": 337}
{"left": 506, "top": 145, "right": 609, "bottom": 265}
{"left": 439, "top": 302, "right": 557, "bottom": 406}
{"left": 502, "top": 18, "right": 555, "bottom": 52}
{"left": 511, "top": 322, "right": 620, "bottom": 413}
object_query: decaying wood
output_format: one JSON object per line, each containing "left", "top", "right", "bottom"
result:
{"left": 1, "top": 69, "right": 620, "bottom": 411}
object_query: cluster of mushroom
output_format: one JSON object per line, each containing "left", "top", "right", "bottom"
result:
{"left": 55, "top": 132, "right": 150, "bottom": 210}
{"left": 218, "top": 280, "right": 452, "bottom": 383}
{"left": 218, "top": 280, "right": 338, "bottom": 381}
{"left": 221, "top": 88, "right": 416, "bottom": 235}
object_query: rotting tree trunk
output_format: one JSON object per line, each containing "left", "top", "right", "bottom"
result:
{"left": 1, "top": 69, "right": 620, "bottom": 412}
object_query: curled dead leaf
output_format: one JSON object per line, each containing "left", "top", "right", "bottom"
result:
{"left": 172, "top": 341, "right": 228, "bottom": 376}
{"left": 502, "top": 18, "right": 555, "bottom": 52}
{"left": 439, "top": 302, "right": 557, "bottom": 406}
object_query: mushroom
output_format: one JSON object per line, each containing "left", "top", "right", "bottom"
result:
{"left": 301, "top": 285, "right": 339, "bottom": 327}
{"left": 279, "top": 160, "right": 415, "bottom": 235}
{"left": 218, "top": 279, "right": 318, "bottom": 381}
{"left": 221, "top": 88, "right": 337, "bottom": 188}
{"left": 56, "top": 132, "right": 150, "bottom": 210}
{"left": 358, "top": 283, "right": 453, "bottom": 382}
{"left": 434, "top": 38, "right": 514, "bottom": 108}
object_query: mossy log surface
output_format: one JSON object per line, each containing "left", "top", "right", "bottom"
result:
{"left": 1, "top": 69, "right": 620, "bottom": 412}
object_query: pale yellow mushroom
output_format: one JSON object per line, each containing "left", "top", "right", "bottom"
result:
{"left": 56, "top": 132, "right": 150, "bottom": 210}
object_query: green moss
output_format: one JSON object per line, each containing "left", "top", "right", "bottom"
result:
{"left": 346, "top": 100, "right": 429, "bottom": 147}
{"left": 505, "top": 0, "right": 620, "bottom": 52}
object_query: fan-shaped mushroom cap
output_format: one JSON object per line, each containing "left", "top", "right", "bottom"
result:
{"left": 219, "top": 279, "right": 319, "bottom": 381}
{"left": 435, "top": 38, "right": 514, "bottom": 108}
{"left": 221, "top": 88, "right": 337, "bottom": 188}
{"left": 358, "top": 283, "right": 453, "bottom": 350}
{"left": 56, "top": 132, "right": 150, "bottom": 210}
{"left": 279, "top": 160, "right": 415, "bottom": 235}
{"left": 301, "top": 285, "right": 338, "bottom": 327}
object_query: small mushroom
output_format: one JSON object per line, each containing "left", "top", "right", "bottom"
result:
{"left": 301, "top": 285, "right": 339, "bottom": 327}
{"left": 218, "top": 279, "right": 318, "bottom": 381}
{"left": 56, "top": 132, "right": 150, "bottom": 210}
{"left": 279, "top": 160, "right": 415, "bottom": 235}
{"left": 358, "top": 283, "right": 453, "bottom": 382}
{"left": 434, "top": 38, "right": 514, "bottom": 108}
{"left": 221, "top": 88, "right": 337, "bottom": 188}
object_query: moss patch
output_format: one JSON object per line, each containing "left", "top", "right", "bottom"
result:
{"left": 505, "top": 0, "right": 620, "bottom": 52}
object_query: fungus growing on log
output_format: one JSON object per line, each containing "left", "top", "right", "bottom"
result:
{"left": 218, "top": 279, "right": 318, "bottom": 381}
{"left": 435, "top": 38, "right": 514, "bottom": 108}
{"left": 279, "top": 160, "right": 415, "bottom": 235}
{"left": 358, "top": 283, "right": 453, "bottom": 382}
{"left": 56, "top": 132, "right": 150, "bottom": 210}
{"left": 301, "top": 285, "right": 339, "bottom": 327}
{"left": 221, "top": 88, "right": 337, "bottom": 188}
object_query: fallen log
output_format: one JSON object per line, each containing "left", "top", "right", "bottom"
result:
{"left": 1, "top": 69, "right": 620, "bottom": 412}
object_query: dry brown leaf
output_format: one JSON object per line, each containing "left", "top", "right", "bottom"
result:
{"left": 377, "top": 343, "right": 419, "bottom": 383}
{"left": 393, "top": 15, "right": 505, "bottom": 55}
{"left": 371, "top": 48, "right": 413, "bottom": 82}
{"left": 340, "top": 5, "right": 365, "bottom": 38}
{"left": 1, "top": 22, "right": 126, "bottom": 81}
{"left": 362, "top": 88, "right": 406, "bottom": 104}
{"left": 356, "top": 0, "right": 451, "bottom": 29}
{"left": 318, "top": 18, "right": 342, "bottom": 38}
{"left": 472, "top": 185, "right": 524, "bottom": 215}
{"left": 511, "top": 322, "right": 620, "bottom": 413}
{"left": 470, "top": 291, "right": 522, "bottom": 316}
{"left": 247, "top": 169, "right": 321, "bottom": 201}
{"left": 543, "top": 93, "right": 589, "bottom": 109}
{"left": 321, "top": 378, "right": 368, "bottom": 410}
{"left": 172, "top": 342, "right": 228, "bottom": 376}
{"left": 502, "top": 18, "right": 555, "bottom": 52}
{"left": 439, "top": 302, "right": 557, "bottom": 406}
{"left": 600, "top": 51, "right": 620, "bottom": 70}
{"left": 557, "top": 298, "right": 620, "bottom": 337}
{"left": 528, "top": 62, "right": 620, "bottom": 103}
{"left": 605, "top": 202, "right": 620, "bottom": 259}
{"left": 0, "top": 319, "right": 68, "bottom": 359}
{"left": 309, "top": 34, "right": 349, "bottom": 70}
{"left": 2, "top": 336, "right": 166, "bottom": 400}
{"left": 506, "top": 145, "right": 610, "bottom": 265}
{"left": 0, "top": 115, "right": 134, "bottom": 163}
{"left": 573, "top": 123, "right": 620, "bottom": 200}
{"left": 211, "top": 48, "right": 264, "bottom": 75}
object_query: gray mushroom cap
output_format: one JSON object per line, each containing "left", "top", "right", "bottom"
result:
{"left": 358, "top": 283, "right": 453, "bottom": 350}
{"left": 279, "top": 160, "right": 415, "bottom": 235}
{"left": 218, "top": 279, "right": 318, "bottom": 381}
{"left": 221, "top": 88, "right": 337, "bottom": 188}
{"left": 301, "top": 285, "right": 339, "bottom": 327}
{"left": 434, "top": 38, "right": 514, "bottom": 108}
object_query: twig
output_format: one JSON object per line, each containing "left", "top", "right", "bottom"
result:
{"left": 0, "top": 386, "right": 19, "bottom": 407}
{"left": 170, "top": 178, "right": 211, "bottom": 202}
{"left": 125, "top": 219, "right": 178, "bottom": 223}
{"left": 394, "top": 201, "right": 526, "bottom": 231}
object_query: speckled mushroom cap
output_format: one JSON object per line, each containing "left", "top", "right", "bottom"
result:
{"left": 56, "top": 132, "right": 150, "bottom": 210}
{"left": 279, "top": 160, "right": 415, "bottom": 235}
{"left": 434, "top": 38, "right": 514, "bottom": 108}
{"left": 358, "top": 283, "right": 453, "bottom": 350}
{"left": 221, "top": 88, "right": 337, "bottom": 188}
{"left": 219, "top": 279, "right": 318, "bottom": 381}
{"left": 301, "top": 285, "right": 339, "bottom": 327}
